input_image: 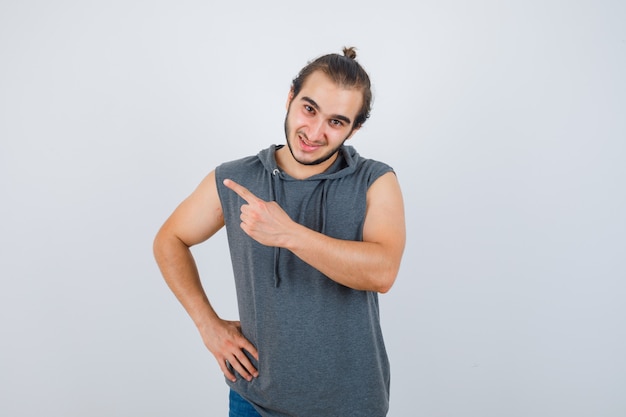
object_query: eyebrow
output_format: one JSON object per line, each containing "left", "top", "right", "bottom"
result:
{"left": 301, "top": 96, "right": 352, "bottom": 125}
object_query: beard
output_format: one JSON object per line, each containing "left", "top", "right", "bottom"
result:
{"left": 283, "top": 112, "right": 352, "bottom": 166}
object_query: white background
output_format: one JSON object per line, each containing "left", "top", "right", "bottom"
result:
{"left": 1, "top": 1, "right": 625, "bottom": 416}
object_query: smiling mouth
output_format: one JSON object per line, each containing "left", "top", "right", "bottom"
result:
{"left": 298, "top": 134, "right": 323, "bottom": 151}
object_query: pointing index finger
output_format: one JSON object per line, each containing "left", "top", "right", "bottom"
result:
{"left": 223, "top": 179, "right": 260, "bottom": 203}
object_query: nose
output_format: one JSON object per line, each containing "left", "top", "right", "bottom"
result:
{"left": 308, "top": 119, "right": 326, "bottom": 143}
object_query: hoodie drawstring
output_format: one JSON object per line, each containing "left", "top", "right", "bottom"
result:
{"left": 264, "top": 145, "right": 354, "bottom": 289}
{"left": 271, "top": 168, "right": 281, "bottom": 287}
{"left": 320, "top": 179, "right": 330, "bottom": 234}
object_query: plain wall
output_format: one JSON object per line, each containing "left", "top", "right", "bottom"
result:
{"left": 1, "top": 1, "right": 624, "bottom": 416}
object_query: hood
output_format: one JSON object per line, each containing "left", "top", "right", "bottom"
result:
{"left": 257, "top": 144, "right": 360, "bottom": 180}
{"left": 257, "top": 144, "right": 361, "bottom": 287}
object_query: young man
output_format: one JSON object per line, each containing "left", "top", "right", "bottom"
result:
{"left": 154, "top": 47, "right": 406, "bottom": 417}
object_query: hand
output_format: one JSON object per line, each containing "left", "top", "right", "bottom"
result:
{"left": 199, "top": 318, "right": 259, "bottom": 382}
{"left": 223, "top": 179, "right": 295, "bottom": 247}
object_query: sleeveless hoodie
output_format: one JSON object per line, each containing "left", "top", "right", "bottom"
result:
{"left": 215, "top": 144, "right": 393, "bottom": 417}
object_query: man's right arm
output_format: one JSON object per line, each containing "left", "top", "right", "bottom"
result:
{"left": 153, "top": 170, "right": 258, "bottom": 382}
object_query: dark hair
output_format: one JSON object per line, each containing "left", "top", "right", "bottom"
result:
{"left": 291, "top": 47, "right": 372, "bottom": 129}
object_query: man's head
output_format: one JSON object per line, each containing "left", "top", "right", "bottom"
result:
{"left": 290, "top": 47, "right": 372, "bottom": 130}
{"left": 279, "top": 47, "right": 373, "bottom": 174}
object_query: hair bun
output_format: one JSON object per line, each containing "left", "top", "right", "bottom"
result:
{"left": 343, "top": 46, "right": 357, "bottom": 60}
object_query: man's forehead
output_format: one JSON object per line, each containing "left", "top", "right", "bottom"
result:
{"left": 296, "top": 71, "right": 363, "bottom": 117}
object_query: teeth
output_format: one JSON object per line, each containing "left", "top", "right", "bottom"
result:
{"left": 300, "top": 136, "right": 319, "bottom": 147}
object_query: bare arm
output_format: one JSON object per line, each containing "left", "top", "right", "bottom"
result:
{"left": 153, "top": 170, "right": 258, "bottom": 382}
{"left": 223, "top": 171, "right": 405, "bottom": 293}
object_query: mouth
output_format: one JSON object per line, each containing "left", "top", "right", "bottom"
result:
{"left": 298, "top": 134, "right": 322, "bottom": 152}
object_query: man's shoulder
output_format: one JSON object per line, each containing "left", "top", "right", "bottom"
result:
{"left": 351, "top": 155, "right": 394, "bottom": 186}
{"left": 357, "top": 156, "right": 393, "bottom": 171}
{"left": 344, "top": 146, "right": 393, "bottom": 172}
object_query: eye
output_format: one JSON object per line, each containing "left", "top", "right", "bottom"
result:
{"left": 330, "top": 119, "right": 344, "bottom": 127}
{"left": 304, "top": 105, "right": 315, "bottom": 114}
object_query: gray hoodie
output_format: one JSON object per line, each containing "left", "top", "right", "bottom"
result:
{"left": 215, "top": 144, "right": 394, "bottom": 417}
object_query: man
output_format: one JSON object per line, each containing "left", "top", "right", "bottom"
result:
{"left": 154, "top": 47, "right": 406, "bottom": 417}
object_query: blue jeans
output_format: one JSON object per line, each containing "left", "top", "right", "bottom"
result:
{"left": 229, "top": 389, "right": 262, "bottom": 417}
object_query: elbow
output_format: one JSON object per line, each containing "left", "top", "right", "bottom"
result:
{"left": 370, "top": 244, "right": 404, "bottom": 294}
{"left": 374, "top": 266, "right": 399, "bottom": 294}
{"left": 377, "top": 284, "right": 393, "bottom": 294}
{"left": 152, "top": 231, "right": 168, "bottom": 270}
{"left": 152, "top": 228, "right": 167, "bottom": 260}
{"left": 152, "top": 226, "right": 184, "bottom": 263}
{"left": 376, "top": 278, "right": 395, "bottom": 294}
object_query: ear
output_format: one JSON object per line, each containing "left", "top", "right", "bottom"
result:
{"left": 286, "top": 88, "right": 295, "bottom": 110}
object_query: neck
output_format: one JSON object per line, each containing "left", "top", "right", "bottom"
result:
{"left": 275, "top": 146, "right": 339, "bottom": 179}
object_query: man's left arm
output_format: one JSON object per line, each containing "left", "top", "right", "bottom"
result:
{"left": 223, "top": 172, "right": 405, "bottom": 293}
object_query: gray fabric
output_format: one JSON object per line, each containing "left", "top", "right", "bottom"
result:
{"left": 215, "top": 145, "right": 394, "bottom": 417}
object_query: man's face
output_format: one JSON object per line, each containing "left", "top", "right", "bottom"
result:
{"left": 284, "top": 71, "right": 362, "bottom": 167}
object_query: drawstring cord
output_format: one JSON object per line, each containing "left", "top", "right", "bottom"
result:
{"left": 271, "top": 168, "right": 281, "bottom": 287}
